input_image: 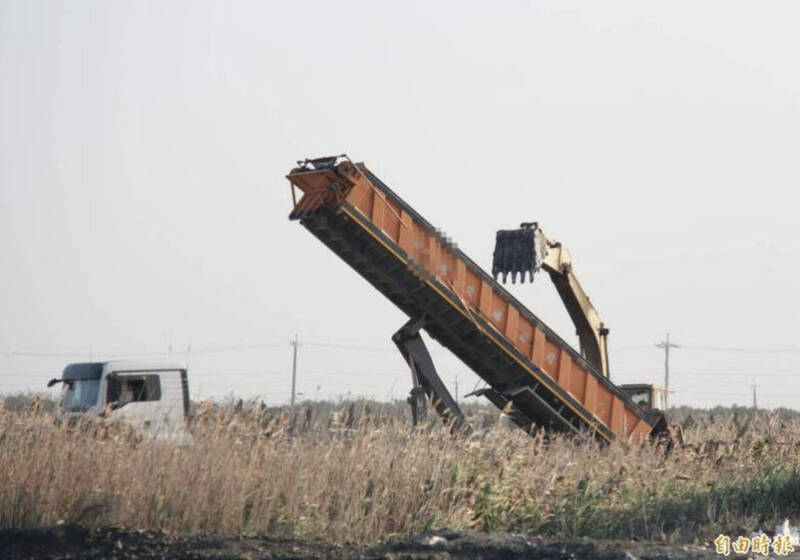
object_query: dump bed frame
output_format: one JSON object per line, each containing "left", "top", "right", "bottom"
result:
{"left": 286, "top": 157, "right": 659, "bottom": 443}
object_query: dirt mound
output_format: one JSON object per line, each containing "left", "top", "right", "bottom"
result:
{"left": 377, "top": 531, "right": 719, "bottom": 560}
{"left": 0, "top": 525, "right": 720, "bottom": 559}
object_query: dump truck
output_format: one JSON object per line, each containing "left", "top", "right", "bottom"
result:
{"left": 285, "top": 155, "right": 668, "bottom": 443}
{"left": 47, "top": 360, "right": 190, "bottom": 437}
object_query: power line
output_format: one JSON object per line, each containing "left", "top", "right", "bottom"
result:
{"left": 674, "top": 389, "right": 800, "bottom": 399}
{"left": 681, "top": 345, "right": 800, "bottom": 355}
{"left": 3, "top": 341, "right": 289, "bottom": 358}
{"left": 0, "top": 369, "right": 451, "bottom": 379}
{"left": 297, "top": 380, "right": 399, "bottom": 388}
{"left": 675, "top": 374, "right": 797, "bottom": 381}
{"left": 9, "top": 338, "right": 800, "bottom": 359}
{"left": 613, "top": 345, "right": 654, "bottom": 352}
{"left": 610, "top": 343, "right": 800, "bottom": 355}
{"left": 191, "top": 342, "right": 288, "bottom": 354}
{"left": 302, "top": 340, "right": 449, "bottom": 355}
{"left": 302, "top": 341, "right": 397, "bottom": 353}
{"left": 614, "top": 371, "right": 800, "bottom": 379}
{"left": 191, "top": 381, "right": 396, "bottom": 390}
{"left": 3, "top": 367, "right": 795, "bottom": 381}
{"left": 192, "top": 370, "right": 406, "bottom": 378}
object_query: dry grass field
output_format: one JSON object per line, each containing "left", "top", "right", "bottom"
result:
{"left": 1, "top": 396, "right": 799, "bottom": 548}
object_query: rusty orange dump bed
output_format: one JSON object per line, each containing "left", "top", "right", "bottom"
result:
{"left": 286, "top": 156, "right": 657, "bottom": 443}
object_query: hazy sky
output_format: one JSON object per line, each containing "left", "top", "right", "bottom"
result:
{"left": 1, "top": 1, "right": 799, "bottom": 408}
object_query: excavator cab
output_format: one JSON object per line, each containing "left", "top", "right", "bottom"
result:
{"left": 619, "top": 383, "right": 676, "bottom": 448}
{"left": 618, "top": 384, "right": 667, "bottom": 413}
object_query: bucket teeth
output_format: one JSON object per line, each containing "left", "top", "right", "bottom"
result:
{"left": 492, "top": 227, "right": 537, "bottom": 284}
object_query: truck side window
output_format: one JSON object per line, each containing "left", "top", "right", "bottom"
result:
{"left": 107, "top": 374, "right": 162, "bottom": 404}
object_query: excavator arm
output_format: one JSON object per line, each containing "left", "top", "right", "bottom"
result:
{"left": 492, "top": 223, "right": 610, "bottom": 378}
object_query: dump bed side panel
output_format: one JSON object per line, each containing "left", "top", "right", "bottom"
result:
{"left": 287, "top": 161, "right": 653, "bottom": 442}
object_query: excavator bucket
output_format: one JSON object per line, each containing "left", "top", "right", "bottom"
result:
{"left": 492, "top": 223, "right": 538, "bottom": 284}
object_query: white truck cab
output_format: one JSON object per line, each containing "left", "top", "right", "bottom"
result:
{"left": 48, "top": 360, "right": 190, "bottom": 436}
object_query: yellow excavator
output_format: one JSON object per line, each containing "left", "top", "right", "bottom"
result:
{"left": 492, "top": 222, "right": 667, "bottom": 415}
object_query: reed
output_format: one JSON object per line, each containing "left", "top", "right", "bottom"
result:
{"left": 1, "top": 397, "right": 798, "bottom": 544}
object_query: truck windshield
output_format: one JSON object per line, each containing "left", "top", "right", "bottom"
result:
{"left": 59, "top": 379, "right": 100, "bottom": 412}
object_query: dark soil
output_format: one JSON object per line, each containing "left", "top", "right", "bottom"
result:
{"left": 0, "top": 525, "right": 731, "bottom": 559}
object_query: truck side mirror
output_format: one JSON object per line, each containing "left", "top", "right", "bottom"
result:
{"left": 47, "top": 378, "right": 60, "bottom": 388}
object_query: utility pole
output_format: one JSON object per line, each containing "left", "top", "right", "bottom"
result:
{"left": 751, "top": 382, "right": 758, "bottom": 414}
{"left": 290, "top": 334, "right": 300, "bottom": 414}
{"left": 655, "top": 333, "right": 679, "bottom": 410}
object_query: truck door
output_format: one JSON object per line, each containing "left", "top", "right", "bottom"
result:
{"left": 107, "top": 373, "right": 162, "bottom": 429}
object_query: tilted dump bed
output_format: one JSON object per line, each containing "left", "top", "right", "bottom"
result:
{"left": 286, "top": 157, "right": 657, "bottom": 443}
